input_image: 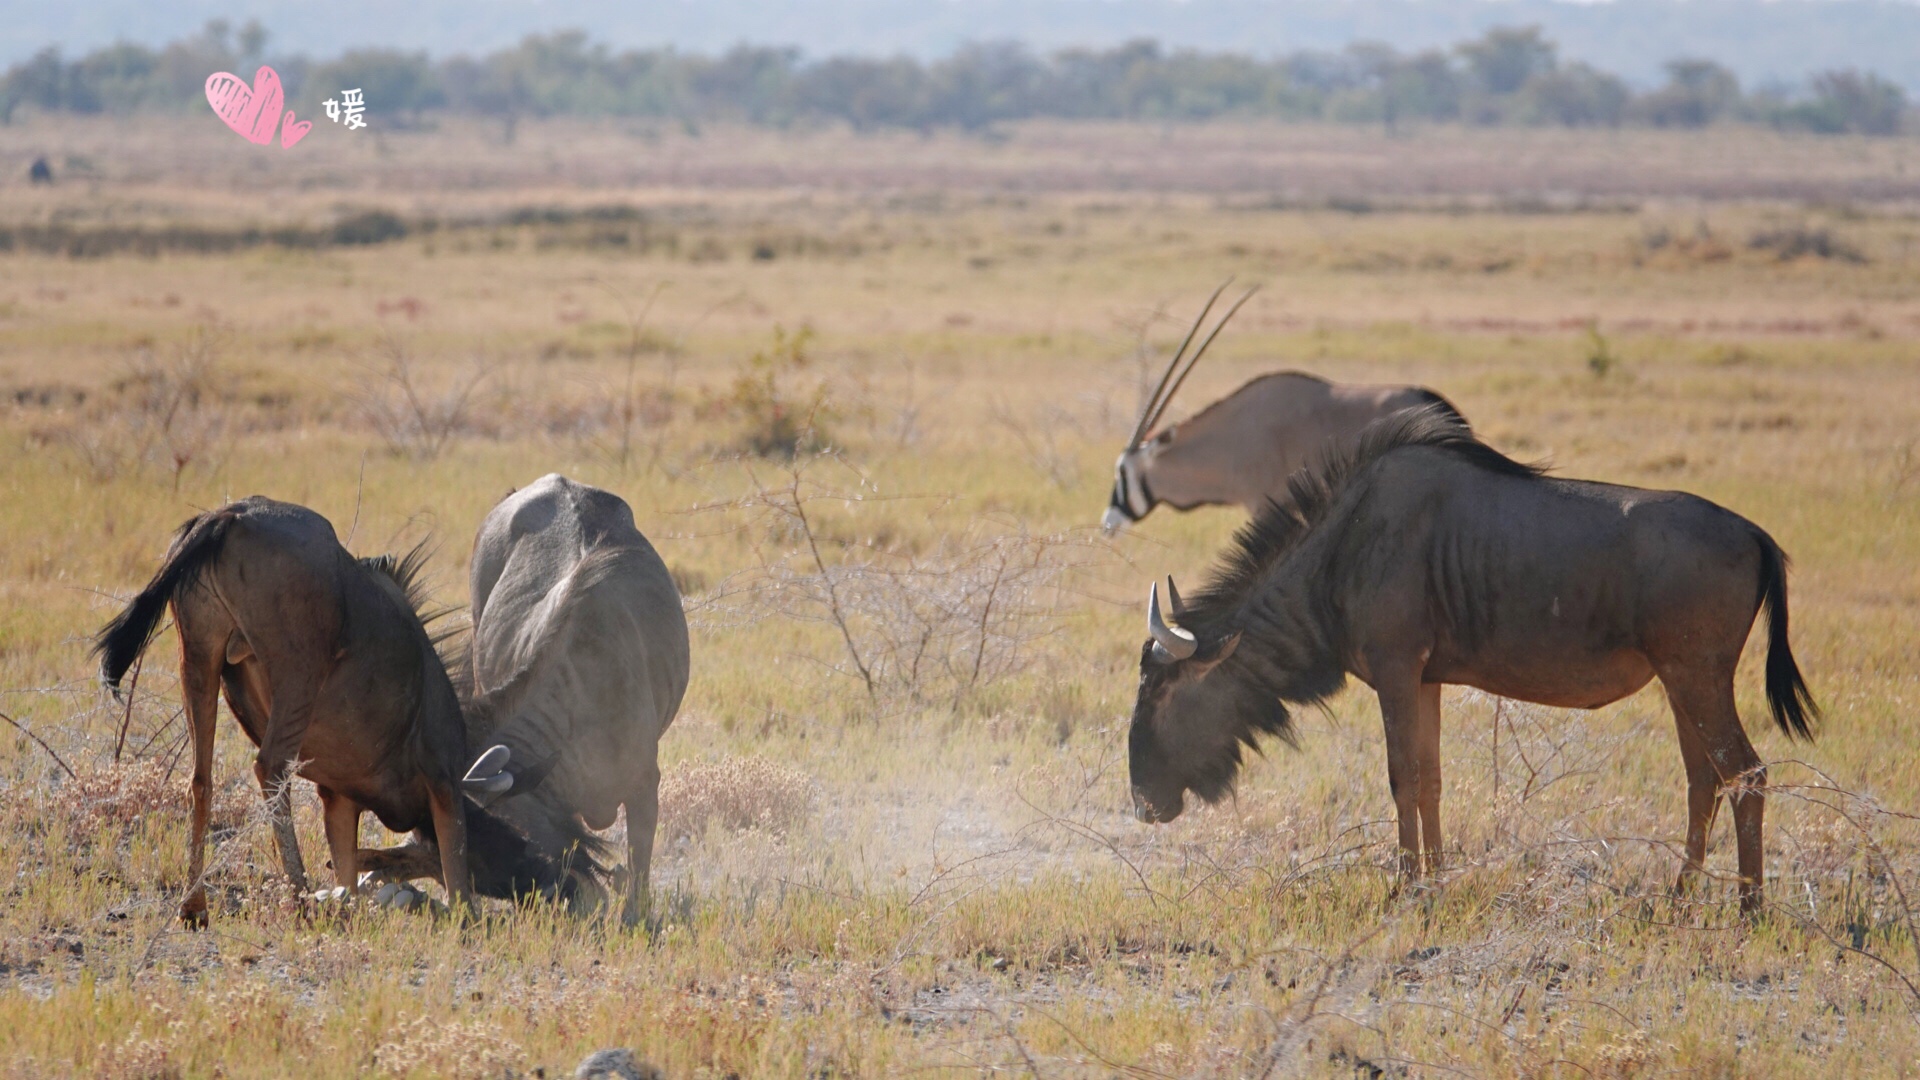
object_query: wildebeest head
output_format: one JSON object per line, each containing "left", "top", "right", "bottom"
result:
{"left": 1127, "top": 578, "right": 1289, "bottom": 823}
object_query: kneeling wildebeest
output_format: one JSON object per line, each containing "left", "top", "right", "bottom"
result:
{"left": 1104, "top": 284, "right": 1465, "bottom": 534}
{"left": 1129, "top": 407, "right": 1816, "bottom": 914}
{"left": 362, "top": 475, "right": 689, "bottom": 926}
{"left": 94, "top": 497, "right": 575, "bottom": 925}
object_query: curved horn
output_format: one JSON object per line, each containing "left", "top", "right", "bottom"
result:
{"left": 466, "top": 744, "right": 510, "bottom": 780}
{"left": 1148, "top": 580, "right": 1198, "bottom": 660}
{"left": 1127, "top": 279, "right": 1233, "bottom": 450}
{"left": 1147, "top": 285, "right": 1259, "bottom": 441}
{"left": 1164, "top": 575, "right": 1187, "bottom": 620}
{"left": 462, "top": 744, "right": 514, "bottom": 807}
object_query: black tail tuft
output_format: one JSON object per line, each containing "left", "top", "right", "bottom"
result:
{"left": 1756, "top": 532, "right": 1818, "bottom": 741}
{"left": 92, "top": 510, "right": 235, "bottom": 694}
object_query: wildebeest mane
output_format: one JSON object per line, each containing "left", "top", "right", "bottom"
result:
{"left": 1181, "top": 404, "right": 1545, "bottom": 637}
{"left": 357, "top": 540, "right": 470, "bottom": 683}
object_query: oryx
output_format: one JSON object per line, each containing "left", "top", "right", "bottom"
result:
{"left": 1103, "top": 286, "right": 1465, "bottom": 534}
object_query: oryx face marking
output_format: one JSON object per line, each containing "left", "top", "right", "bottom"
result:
{"left": 1104, "top": 280, "right": 1259, "bottom": 534}
{"left": 1104, "top": 451, "right": 1154, "bottom": 534}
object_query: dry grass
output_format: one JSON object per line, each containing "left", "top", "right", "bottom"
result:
{"left": 658, "top": 756, "right": 817, "bottom": 843}
{"left": 0, "top": 120, "right": 1919, "bottom": 1077}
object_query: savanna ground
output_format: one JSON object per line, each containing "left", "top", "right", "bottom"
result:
{"left": 1, "top": 115, "right": 1919, "bottom": 1078}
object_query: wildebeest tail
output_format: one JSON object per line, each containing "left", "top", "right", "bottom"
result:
{"left": 92, "top": 510, "right": 235, "bottom": 694}
{"left": 1755, "top": 530, "right": 1818, "bottom": 740}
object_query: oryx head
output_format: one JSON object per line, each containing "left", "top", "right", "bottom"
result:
{"left": 1104, "top": 282, "right": 1259, "bottom": 535}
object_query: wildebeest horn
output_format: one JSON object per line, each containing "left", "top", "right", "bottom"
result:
{"left": 462, "top": 744, "right": 514, "bottom": 806}
{"left": 1127, "top": 279, "right": 1232, "bottom": 451}
{"left": 1164, "top": 575, "right": 1187, "bottom": 619}
{"left": 1148, "top": 580, "right": 1198, "bottom": 660}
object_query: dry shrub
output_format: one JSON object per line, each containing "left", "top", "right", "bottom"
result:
{"left": 354, "top": 340, "right": 499, "bottom": 460}
{"left": 8, "top": 760, "right": 251, "bottom": 835}
{"left": 372, "top": 1016, "right": 526, "bottom": 1080}
{"left": 698, "top": 453, "right": 1092, "bottom": 704}
{"left": 27, "top": 333, "right": 231, "bottom": 487}
{"left": 658, "top": 756, "right": 816, "bottom": 843}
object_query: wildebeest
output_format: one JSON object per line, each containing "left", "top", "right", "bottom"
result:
{"left": 1103, "top": 287, "right": 1464, "bottom": 534}
{"left": 94, "top": 497, "right": 573, "bottom": 925}
{"left": 1128, "top": 407, "right": 1816, "bottom": 914}
{"left": 362, "top": 475, "right": 690, "bottom": 926}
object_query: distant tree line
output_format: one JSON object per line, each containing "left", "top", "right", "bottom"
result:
{"left": 3, "top": 19, "right": 1910, "bottom": 135}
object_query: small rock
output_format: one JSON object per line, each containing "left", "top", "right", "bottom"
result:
{"left": 574, "top": 1048, "right": 663, "bottom": 1080}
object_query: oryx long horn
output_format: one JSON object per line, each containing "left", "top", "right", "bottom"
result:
{"left": 1148, "top": 580, "right": 1198, "bottom": 659}
{"left": 1148, "top": 285, "right": 1259, "bottom": 441}
{"left": 1127, "top": 279, "right": 1233, "bottom": 450}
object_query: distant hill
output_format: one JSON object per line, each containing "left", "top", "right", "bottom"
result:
{"left": 5, "top": 0, "right": 1920, "bottom": 92}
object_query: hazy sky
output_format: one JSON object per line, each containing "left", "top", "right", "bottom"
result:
{"left": 4, "top": 0, "right": 1918, "bottom": 91}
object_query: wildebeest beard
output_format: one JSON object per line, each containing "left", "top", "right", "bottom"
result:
{"left": 1130, "top": 615, "right": 1348, "bottom": 818}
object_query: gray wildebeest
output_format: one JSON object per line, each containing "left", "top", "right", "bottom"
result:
{"left": 93, "top": 497, "right": 574, "bottom": 925}
{"left": 415, "top": 475, "right": 688, "bottom": 927}
{"left": 1128, "top": 407, "right": 1816, "bottom": 914}
{"left": 1104, "top": 285, "right": 1464, "bottom": 534}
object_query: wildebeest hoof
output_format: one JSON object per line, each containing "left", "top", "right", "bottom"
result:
{"left": 574, "top": 1048, "right": 664, "bottom": 1080}
{"left": 374, "top": 882, "right": 427, "bottom": 911}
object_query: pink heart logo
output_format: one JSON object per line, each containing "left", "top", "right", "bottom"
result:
{"left": 280, "top": 111, "right": 312, "bottom": 148}
{"left": 204, "top": 66, "right": 285, "bottom": 145}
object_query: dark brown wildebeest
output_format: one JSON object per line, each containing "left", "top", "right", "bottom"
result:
{"left": 360, "top": 475, "right": 689, "bottom": 926}
{"left": 94, "top": 497, "right": 574, "bottom": 925}
{"left": 1128, "top": 407, "right": 1817, "bottom": 914}
{"left": 1103, "top": 285, "right": 1465, "bottom": 534}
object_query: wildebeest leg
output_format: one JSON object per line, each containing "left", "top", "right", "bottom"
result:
{"left": 1374, "top": 674, "right": 1427, "bottom": 879}
{"left": 426, "top": 781, "right": 473, "bottom": 914}
{"left": 1415, "top": 681, "right": 1444, "bottom": 875}
{"left": 1663, "top": 667, "right": 1766, "bottom": 915}
{"left": 623, "top": 755, "right": 662, "bottom": 929}
{"left": 178, "top": 633, "right": 223, "bottom": 929}
{"left": 253, "top": 706, "right": 312, "bottom": 893}
{"left": 355, "top": 838, "right": 443, "bottom": 883}
{"left": 1669, "top": 711, "right": 1721, "bottom": 900}
{"left": 317, "top": 786, "right": 362, "bottom": 893}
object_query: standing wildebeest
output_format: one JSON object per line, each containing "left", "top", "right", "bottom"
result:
{"left": 1129, "top": 408, "right": 1816, "bottom": 914}
{"left": 94, "top": 497, "right": 573, "bottom": 925}
{"left": 362, "top": 475, "right": 690, "bottom": 926}
{"left": 1103, "top": 286, "right": 1465, "bottom": 534}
